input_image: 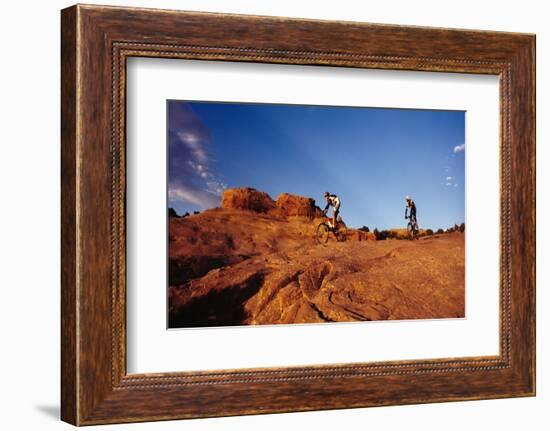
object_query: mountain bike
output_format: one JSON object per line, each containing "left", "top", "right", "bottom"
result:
{"left": 316, "top": 216, "right": 347, "bottom": 245}
{"left": 406, "top": 215, "right": 419, "bottom": 240}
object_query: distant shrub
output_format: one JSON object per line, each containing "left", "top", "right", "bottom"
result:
{"left": 425, "top": 229, "right": 434, "bottom": 236}
{"left": 376, "top": 230, "right": 387, "bottom": 240}
{"left": 168, "top": 207, "right": 179, "bottom": 218}
{"left": 374, "top": 228, "right": 395, "bottom": 240}
{"left": 436, "top": 228, "right": 444, "bottom": 234}
{"left": 193, "top": 211, "right": 200, "bottom": 215}
{"left": 359, "top": 226, "right": 370, "bottom": 232}
{"left": 375, "top": 229, "right": 396, "bottom": 240}
{"left": 459, "top": 223, "right": 465, "bottom": 232}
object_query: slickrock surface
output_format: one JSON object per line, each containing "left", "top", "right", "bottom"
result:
{"left": 168, "top": 191, "right": 464, "bottom": 328}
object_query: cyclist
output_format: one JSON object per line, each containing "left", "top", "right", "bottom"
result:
{"left": 404, "top": 196, "right": 418, "bottom": 229}
{"left": 322, "top": 192, "right": 341, "bottom": 230}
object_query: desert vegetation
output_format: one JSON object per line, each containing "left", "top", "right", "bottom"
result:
{"left": 371, "top": 224, "right": 464, "bottom": 240}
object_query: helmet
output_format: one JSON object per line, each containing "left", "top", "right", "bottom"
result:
{"left": 324, "top": 191, "right": 330, "bottom": 197}
{"left": 405, "top": 195, "right": 411, "bottom": 201}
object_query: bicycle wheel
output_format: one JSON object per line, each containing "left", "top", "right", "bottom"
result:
{"left": 316, "top": 223, "right": 330, "bottom": 245}
{"left": 335, "top": 224, "right": 347, "bottom": 242}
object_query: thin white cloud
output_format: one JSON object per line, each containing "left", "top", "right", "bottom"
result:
{"left": 177, "top": 131, "right": 208, "bottom": 162}
{"left": 168, "top": 184, "right": 220, "bottom": 209}
{"left": 446, "top": 176, "right": 456, "bottom": 181}
{"left": 168, "top": 102, "right": 227, "bottom": 210}
{"left": 446, "top": 182, "right": 453, "bottom": 186}
{"left": 454, "top": 143, "right": 465, "bottom": 153}
{"left": 206, "top": 181, "right": 227, "bottom": 195}
{"left": 187, "top": 160, "right": 214, "bottom": 180}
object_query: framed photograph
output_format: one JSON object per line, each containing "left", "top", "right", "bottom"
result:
{"left": 61, "top": 4, "right": 536, "bottom": 425}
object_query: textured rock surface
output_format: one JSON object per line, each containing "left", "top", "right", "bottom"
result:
{"left": 347, "top": 230, "right": 377, "bottom": 242}
{"left": 221, "top": 187, "right": 275, "bottom": 213}
{"left": 168, "top": 207, "right": 465, "bottom": 328}
{"left": 274, "top": 193, "right": 323, "bottom": 218}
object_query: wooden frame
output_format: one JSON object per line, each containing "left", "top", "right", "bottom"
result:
{"left": 61, "top": 4, "right": 535, "bottom": 425}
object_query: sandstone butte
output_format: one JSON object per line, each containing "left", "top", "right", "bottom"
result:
{"left": 169, "top": 187, "right": 465, "bottom": 328}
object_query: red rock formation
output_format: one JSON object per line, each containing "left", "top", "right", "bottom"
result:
{"left": 221, "top": 187, "right": 275, "bottom": 213}
{"left": 274, "top": 193, "right": 323, "bottom": 218}
{"left": 347, "top": 230, "right": 377, "bottom": 241}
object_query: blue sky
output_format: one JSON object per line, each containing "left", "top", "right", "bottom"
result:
{"left": 167, "top": 100, "right": 465, "bottom": 230}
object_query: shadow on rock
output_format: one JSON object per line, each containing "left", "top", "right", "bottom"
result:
{"left": 169, "top": 271, "right": 266, "bottom": 328}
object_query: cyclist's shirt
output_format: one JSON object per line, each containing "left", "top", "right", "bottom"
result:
{"left": 325, "top": 195, "right": 341, "bottom": 211}
{"left": 406, "top": 200, "right": 417, "bottom": 220}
